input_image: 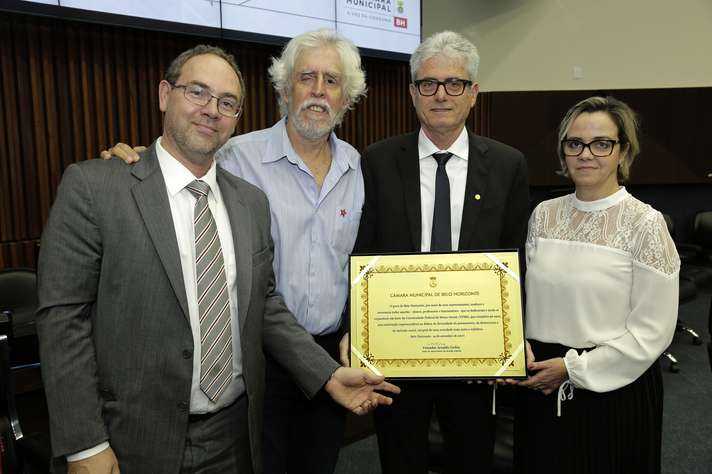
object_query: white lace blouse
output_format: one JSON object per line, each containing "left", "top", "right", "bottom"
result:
{"left": 525, "top": 187, "right": 680, "bottom": 393}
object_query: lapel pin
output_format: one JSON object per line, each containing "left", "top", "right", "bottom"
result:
{"left": 474, "top": 194, "right": 481, "bottom": 200}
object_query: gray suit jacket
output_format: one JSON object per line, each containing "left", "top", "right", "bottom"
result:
{"left": 36, "top": 143, "right": 339, "bottom": 473}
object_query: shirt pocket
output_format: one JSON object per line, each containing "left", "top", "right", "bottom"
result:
{"left": 331, "top": 209, "right": 362, "bottom": 255}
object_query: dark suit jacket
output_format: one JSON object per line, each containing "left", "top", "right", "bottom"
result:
{"left": 36, "top": 143, "right": 339, "bottom": 473}
{"left": 356, "top": 130, "right": 530, "bottom": 254}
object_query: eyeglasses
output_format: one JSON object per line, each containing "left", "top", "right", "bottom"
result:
{"left": 561, "top": 139, "right": 620, "bottom": 157}
{"left": 413, "top": 78, "right": 473, "bottom": 96}
{"left": 169, "top": 82, "right": 242, "bottom": 118}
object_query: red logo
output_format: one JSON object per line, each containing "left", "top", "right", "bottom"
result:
{"left": 394, "top": 17, "right": 407, "bottom": 28}
{"left": 340, "top": 209, "right": 348, "bottom": 217}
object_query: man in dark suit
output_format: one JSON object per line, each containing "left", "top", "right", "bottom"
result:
{"left": 36, "top": 44, "right": 398, "bottom": 474}
{"left": 353, "top": 31, "right": 530, "bottom": 474}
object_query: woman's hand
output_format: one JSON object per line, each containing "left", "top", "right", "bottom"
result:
{"left": 525, "top": 340, "right": 535, "bottom": 371}
{"left": 501, "top": 340, "right": 535, "bottom": 385}
{"left": 519, "top": 357, "right": 568, "bottom": 395}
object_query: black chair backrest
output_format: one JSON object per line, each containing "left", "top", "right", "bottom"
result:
{"left": 695, "top": 211, "right": 712, "bottom": 247}
{"left": 662, "top": 213, "right": 674, "bottom": 236}
{"left": 0, "top": 269, "right": 37, "bottom": 314}
{"left": 0, "top": 268, "right": 38, "bottom": 344}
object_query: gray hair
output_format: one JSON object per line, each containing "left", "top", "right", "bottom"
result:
{"left": 164, "top": 44, "right": 245, "bottom": 106}
{"left": 268, "top": 29, "right": 367, "bottom": 117}
{"left": 410, "top": 31, "right": 480, "bottom": 82}
{"left": 557, "top": 96, "right": 641, "bottom": 182}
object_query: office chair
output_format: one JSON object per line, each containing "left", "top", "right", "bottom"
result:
{"left": 0, "top": 269, "right": 40, "bottom": 366}
{"left": 0, "top": 334, "right": 21, "bottom": 472}
{"left": 708, "top": 292, "right": 712, "bottom": 373}
{"left": 676, "top": 211, "right": 712, "bottom": 288}
{"left": 694, "top": 211, "right": 712, "bottom": 264}
{"left": 661, "top": 276, "right": 699, "bottom": 373}
{"left": 661, "top": 216, "right": 702, "bottom": 373}
{"left": 0, "top": 269, "right": 51, "bottom": 472}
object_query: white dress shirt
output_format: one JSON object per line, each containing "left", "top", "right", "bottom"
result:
{"left": 155, "top": 138, "right": 244, "bottom": 412}
{"left": 418, "top": 127, "right": 469, "bottom": 252}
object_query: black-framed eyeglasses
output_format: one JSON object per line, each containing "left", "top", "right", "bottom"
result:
{"left": 413, "top": 78, "right": 473, "bottom": 96}
{"left": 169, "top": 82, "right": 242, "bottom": 118}
{"left": 561, "top": 139, "right": 620, "bottom": 157}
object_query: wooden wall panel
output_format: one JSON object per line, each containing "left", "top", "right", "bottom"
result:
{"left": 340, "top": 57, "right": 419, "bottom": 148}
{"left": 0, "top": 241, "right": 39, "bottom": 270}
{"left": 5, "top": 12, "right": 709, "bottom": 272}
{"left": 0, "top": 12, "right": 426, "bottom": 271}
{"left": 487, "top": 89, "right": 712, "bottom": 186}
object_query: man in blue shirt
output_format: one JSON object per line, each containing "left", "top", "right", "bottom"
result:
{"left": 104, "top": 29, "right": 367, "bottom": 474}
{"left": 217, "top": 29, "right": 366, "bottom": 474}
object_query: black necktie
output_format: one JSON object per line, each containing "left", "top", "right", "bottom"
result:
{"left": 431, "top": 152, "right": 453, "bottom": 252}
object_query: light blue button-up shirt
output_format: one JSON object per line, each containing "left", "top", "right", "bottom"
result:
{"left": 216, "top": 118, "right": 363, "bottom": 335}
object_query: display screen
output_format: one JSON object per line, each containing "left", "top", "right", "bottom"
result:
{"left": 15, "top": 0, "right": 421, "bottom": 57}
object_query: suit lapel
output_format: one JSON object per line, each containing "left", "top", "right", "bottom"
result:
{"left": 395, "top": 133, "right": 422, "bottom": 251}
{"left": 217, "top": 169, "right": 251, "bottom": 337}
{"left": 458, "top": 132, "right": 491, "bottom": 249}
{"left": 130, "top": 143, "right": 190, "bottom": 320}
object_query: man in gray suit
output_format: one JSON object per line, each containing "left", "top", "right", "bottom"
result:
{"left": 36, "top": 44, "right": 398, "bottom": 474}
{"left": 103, "top": 29, "right": 367, "bottom": 474}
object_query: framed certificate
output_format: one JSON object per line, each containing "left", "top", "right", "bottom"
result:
{"left": 349, "top": 251, "right": 526, "bottom": 379}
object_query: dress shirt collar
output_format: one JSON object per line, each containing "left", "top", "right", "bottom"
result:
{"left": 572, "top": 186, "right": 628, "bottom": 212}
{"left": 418, "top": 126, "right": 469, "bottom": 162}
{"left": 156, "top": 136, "right": 219, "bottom": 198}
{"left": 261, "top": 117, "right": 358, "bottom": 173}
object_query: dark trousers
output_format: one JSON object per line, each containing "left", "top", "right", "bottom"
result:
{"left": 262, "top": 331, "right": 345, "bottom": 474}
{"left": 181, "top": 394, "right": 252, "bottom": 474}
{"left": 375, "top": 381, "right": 496, "bottom": 474}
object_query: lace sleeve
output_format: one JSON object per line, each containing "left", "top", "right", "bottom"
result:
{"left": 525, "top": 203, "right": 543, "bottom": 264}
{"left": 526, "top": 203, "right": 546, "bottom": 247}
{"left": 631, "top": 210, "right": 680, "bottom": 276}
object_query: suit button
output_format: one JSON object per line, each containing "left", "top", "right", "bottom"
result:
{"left": 182, "top": 349, "right": 192, "bottom": 359}
{"left": 177, "top": 401, "right": 189, "bottom": 412}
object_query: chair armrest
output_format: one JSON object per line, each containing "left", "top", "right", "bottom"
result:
{"left": 0, "top": 335, "right": 24, "bottom": 442}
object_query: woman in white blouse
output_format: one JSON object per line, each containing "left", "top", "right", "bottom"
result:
{"left": 514, "top": 96, "right": 680, "bottom": 473}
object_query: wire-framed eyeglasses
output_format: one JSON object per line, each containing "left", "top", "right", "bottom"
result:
{"left": 169, "top": 82, "right": 242, "bottom": 118}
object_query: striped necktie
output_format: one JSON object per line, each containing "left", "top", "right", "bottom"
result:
{"left": 186, "top": 180, "right": 233, "bottom": 402}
